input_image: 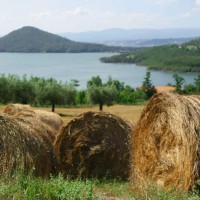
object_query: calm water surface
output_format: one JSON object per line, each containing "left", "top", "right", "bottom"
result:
{"left": 0, "top": 53, "right": 198, "bottom": 89}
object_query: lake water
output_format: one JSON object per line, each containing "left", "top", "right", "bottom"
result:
{"left": 0, "top": 53, "right": 198, "bottom": 89}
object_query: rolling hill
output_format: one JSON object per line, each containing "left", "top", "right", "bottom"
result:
{"left": 0, "top": 26, "right": 125, "bottom": 53}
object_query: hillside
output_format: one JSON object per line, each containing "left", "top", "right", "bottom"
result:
{"left": 101, "top": 39, "right": 200, "bottom": 72}
{"left": 0, "top": 26, "right": 124, "bottom": 53}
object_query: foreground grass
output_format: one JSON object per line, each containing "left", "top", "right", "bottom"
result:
{"left": 0, "top": 172, "right": 96, "bottom": 200}
{"left": 0, "top": 172, "right": 200, "bottom": 200}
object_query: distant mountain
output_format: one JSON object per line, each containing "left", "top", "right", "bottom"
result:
{"left": 60, "top": 28, "right": 200, "bottom": 46}
{"left": 104, "top": 37, "right": 200, "bottom": 47}
{"left": 0, "top": 26, "right": 124, "bottom": 53}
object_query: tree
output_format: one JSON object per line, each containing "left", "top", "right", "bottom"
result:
{"left": 70, "top": 79, "right": 80, "bottom": 87}
{"left": 87, "top": 75, "right": 102, "bottom": 87}
{"left": 118, "top": 85, "right": 135, "bottom": 104}
{"left": 87, "top": 76, "right": 118, "bottom": 111}
{"left": 0, "top": 74, "right": 37, "bottom": 104}
{"left": 64, "top": 84, "right": 77, "bottom": 105}
{"left": 106, "top": 76, "right": 125, "bottom": 91}
{"left": 183, "top": 84, "right": 197, "bottom": 95}
{"left": 0, "top": 74, "right": 14, "bottom": 104}
{"left": 36, "top": 78, "right": 67, "bottom": 112}
{"left": 173, "top": 74, "right": 185, "bottom": 94}
{"left": 13, "top": 75, "right": 36, "bottom": 104}
{"left": 142, "top": 72, "right": 157, "bottom": 99}
{"left": 76, "top": 90, "right": 87, "bottom": 106}
{"left": 0, "top": 74, "right": 13, "bottom": 104}
{"left": 194, "top": 74, "right": 200, "bottom": 93}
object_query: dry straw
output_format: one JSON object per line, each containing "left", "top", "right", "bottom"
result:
{"left": 4, "top": 103, "right": 31, "bottom": 115}
{"left": 4, "top": 104, "right": 64, "bottom": 142}
{"left": 15, "top": 109, "right": 64, "bottom": 142}
{"left": 0, "top": 113, "right": 57, "bottom": 177}
{"left": 54, "top": 111, "right": 133, "bottom": 179}
{"left": 131, "top": 92, "right": 200, "bottom": 191}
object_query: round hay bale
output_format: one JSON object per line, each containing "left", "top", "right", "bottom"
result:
{"left": 0, "top": 113, "right": 57, "bottom": 177}
{"left": 33, "top": 109, "right": 63, "bottom": 132}
{"left": 54, "top": 111, "right": 133, "bottom": 179}
{"left": 131, "top": 92, "right": 200, "bottom": 191}
{"left": 15, "top": 109, "right": 64, "bottom": 142}
{"left": 4, "top": 104, "right": 32, "bottom": 115}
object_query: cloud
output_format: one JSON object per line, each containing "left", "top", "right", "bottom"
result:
{"left": 153, "top": 0, "right": 179, "bottom": 5}
{"left": 56, "top": 7, "right": 161, "bottom": 31}
{"left": 64, "top": 7, "right": 93, "bottom": 16}
{"left": 196, "top": 0, "right": 200, "bottom": 5}
{"left": 180, "top": 12, "right": 191, "bottom": 18}
{"left": 30, "top": 11, "right": 51, "bottom": 18}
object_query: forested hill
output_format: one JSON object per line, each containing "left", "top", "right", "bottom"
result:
{"left": 0, "top": 26, "right": 127, "bottom": 53}
{"left": 101, "top": 39, "right": 200, "bottom": 72}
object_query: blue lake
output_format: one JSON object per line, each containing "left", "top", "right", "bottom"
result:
{"left": 0, "top": 52, "right": 198, "bottom": 89}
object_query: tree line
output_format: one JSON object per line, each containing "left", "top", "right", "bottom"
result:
{"left": 172, "top": 73, "right": 200, "bottom": 95}
{"left": 0, "top": 73, "right": 155, "bottom": 112}
{"left": 0, "top": 73, "right": 199, "bottom": 112}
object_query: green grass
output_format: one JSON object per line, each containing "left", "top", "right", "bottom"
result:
{"left": 0, "top": 171, "right": 200, "bottom": 200}
{"left": 0, "top": 171, "right": 96, "bottom": 200}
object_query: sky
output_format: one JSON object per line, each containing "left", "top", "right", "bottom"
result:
{"left": 0, "top": 0, "right": 200, "bottom": 35}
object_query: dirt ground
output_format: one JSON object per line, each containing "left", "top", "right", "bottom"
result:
{"left": 0, "top": 104, "right": 144, "bottom": 126}
{"left": 155, "top": 86, "right": 175, "bottom": 93}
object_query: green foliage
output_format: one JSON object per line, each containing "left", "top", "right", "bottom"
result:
{"left": 173, "top": 74, "right": 185, "bottom": 94}
{"left": 14, "top": 75, "right": 36, "bottom": 104}
{"left": 183, "top": 74, "right": 200, "bottom": 95}
{"left": 87, "top": 76, "right": 147, "bottom": 107}
{"left": 0, "top": 74, "right": 15, "bottom": 104}
{"left": 101, "top": 41, "right": 200, "bottom": 72}
{"left": 0, "top": 73, "right": 159, "bottom": 109}
{"left": 87, "top": 75, "right": 103, "bottom": 87}
{"left": 100, "top": 54, "right": 133, "bottom": 63}
{"left": 105, "top": 76, "right": 125, "bottom": 91}
{"left": 118, "top": 86, "right": 135, "bottom": 104}
{"left": 141, "top": 72, "right": 157, "bottom": 99}
{"left": 0, "top": 74, "right": 78, "bottom": 112}
{"left": 183, "top": 84, "right": 197, "bottom": 95}
{"left": 117, "top": 86, "right": 146, "bottom": 104}
{"left": 0, "top": 172, "right": 96, "bottom": 200}
{"left": 87, "top": 76, "right": 118, "bottom": 111}
{"left": 64, "top": 84, "right": 77, "bottom": 106}
{"left": 194, "top": 74, "right": 200, "bottom": 93}
{"left": 36, "top": 78, "right": 69, "bottom": 112}
{"left": 76, "top": 90, "right": 88, "bottom": 106}
{"left": 0, "top": 26, "right": 121, "bottom": 53}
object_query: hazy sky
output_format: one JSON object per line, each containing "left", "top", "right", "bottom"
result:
{"left": 1, "top": 0, "right": 200, "bottom": 35}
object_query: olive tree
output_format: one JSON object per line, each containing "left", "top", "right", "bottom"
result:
{"left": 36, "top": 78, "right": 68, "bottom": 112}
{"left": 87, "top": 76, "right": 118, "bottom": 111}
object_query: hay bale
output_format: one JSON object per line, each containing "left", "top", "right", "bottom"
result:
{"left": 54, "top": 111, "right": 133, "bottom": 179}
{"left": 33, "top": 109, "right": 63, "bottom": 132}
{"left": 0, "top": 113, "right": 57, "bottom": 177}
{"left": 131, "top": 92, "right": 200, "bottom": 191}
{"left": 15, "top": 109, "right": 64, "bottom": 142}
{"left": 4, "top": 104, "right": 32, "bottom": 115}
